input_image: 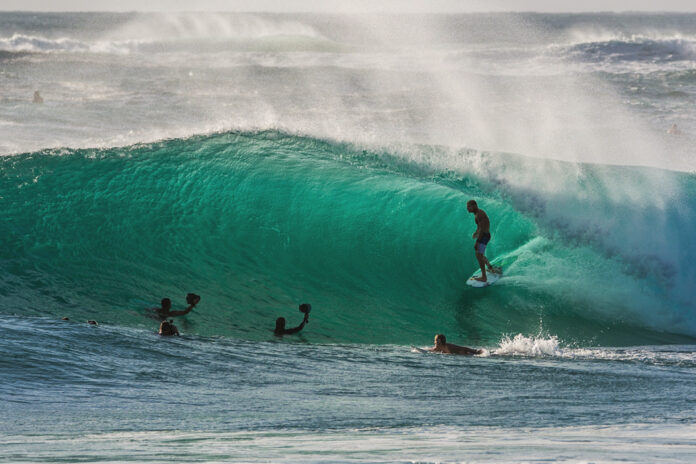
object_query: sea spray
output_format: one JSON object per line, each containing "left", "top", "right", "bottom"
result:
{"left": 494, "top": 333, "right": 561, "bottom": 356}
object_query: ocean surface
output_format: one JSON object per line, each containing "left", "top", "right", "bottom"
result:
{"left": 1, "top": 11, "right": 695, "bottom": 463}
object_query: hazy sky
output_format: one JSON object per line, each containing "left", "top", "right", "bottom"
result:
{"left": 3, "top": 0, "right": 696, "bottom": 13}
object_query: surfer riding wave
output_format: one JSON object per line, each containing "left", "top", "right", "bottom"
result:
{"left": 467, "top": 200, "right": 501, "bottom": 283}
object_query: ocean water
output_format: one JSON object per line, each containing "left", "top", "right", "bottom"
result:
{"left": 1, "top": 11, "right": 695, "bottom": 463}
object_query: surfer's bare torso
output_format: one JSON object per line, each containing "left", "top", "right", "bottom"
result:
{"left": 473, "top": 209, "right": 490, "bottom": 239}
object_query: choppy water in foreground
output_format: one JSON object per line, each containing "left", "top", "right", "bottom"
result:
{"left": 2, "top": 316, "right": 695, "bottom": 463}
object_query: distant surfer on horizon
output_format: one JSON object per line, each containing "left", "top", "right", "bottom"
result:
{"left": 151, "top": 293, "right": 200, "bottom": 319}
{"left": 274, "top": 303, "right": 311, "bottom": 336}
{"left": 667, "top": 123, "right": 682, "bottom": 135}
{"left": 467, "top": 199, "right": 499, "bottom": 282}
{"left": 429, "top": 334, "right": 482, "bottom": 355}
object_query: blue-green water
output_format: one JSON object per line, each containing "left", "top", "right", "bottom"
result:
{"left": 3, "top": 131, "right": 695, "bottom": 344}
{"left": 2, "top": 315, "right": 695, "bottom": 462}
{"left": 2, "top": 11, "right": 696, "bottom": 463}
{"left": 2, "top": 130, "right": 696, "bottom": 463}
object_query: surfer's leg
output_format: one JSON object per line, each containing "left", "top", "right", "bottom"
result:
{"left": 485, "top": 259, "right": 502, "bottom": 274}
{"left": 474, "top": 249, "right": 488, "bottom": 282}
{"left": 478, "top": 239, "right": 500, "bottom": 274}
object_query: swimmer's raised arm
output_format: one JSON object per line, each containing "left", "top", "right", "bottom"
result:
{"left": 274, "top": 304, "right": 311, "bottom": 336}
{"left": 156, "top": 293, "right": 200, "bottom": 317}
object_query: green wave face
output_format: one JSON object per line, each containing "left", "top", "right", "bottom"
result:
{"left": 2, "top": 131, "right": 695, "bottom": 345}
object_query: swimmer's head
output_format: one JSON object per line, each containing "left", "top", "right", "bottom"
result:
{"left": 159, "top": 319, "right": 177, "bottom": 336}
{"left": 161, "top": 298, "right": 172, "bottom": 310}
{"left": 434, "top": 334, "right": 446, "bottom": 346}
{"left": 467, "top": 200, "right": 478, "bottom": 212}
{"left": 275, "top": 317, "right": 286, "bottom": 332}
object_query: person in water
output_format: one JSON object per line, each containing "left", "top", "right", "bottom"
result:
{"left": 430, "top": 334, "right": 482, "bottom": 355}
{"left": 153, "top": 293, "right": 200, "bottom": 319}
{"left": 33, "top": 90, "right": 43, "bottom": 104}
{"left": 667, "top": 123, "right": 682, "bottom": 135}
{"left": 467, "top": 199, "right": 500, "bottom": 282}
{"left": 159, "top": 319, "right": 179, "bottom": 336}
{"left": 274, "top": 303, "right": 311, "bottom": 336}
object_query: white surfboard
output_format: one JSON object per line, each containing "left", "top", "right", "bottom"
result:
{"left": 466, "top": 267, "right": 503, "bottom": 288}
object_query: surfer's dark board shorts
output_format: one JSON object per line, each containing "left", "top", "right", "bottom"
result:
{"left": 475, "top": 233, "right": 491, "bottom": 254}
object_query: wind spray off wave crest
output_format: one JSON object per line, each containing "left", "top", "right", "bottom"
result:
{"left": 107, "top": 12, "right": 328, "bottom": 42}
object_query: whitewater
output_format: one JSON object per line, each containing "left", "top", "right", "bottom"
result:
{"left": 1, "top": 11, "right": 695, "bottom": 463}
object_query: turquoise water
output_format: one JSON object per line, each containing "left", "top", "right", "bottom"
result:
{"left": 2, "top": 131, "right": 695, "bottom": 462}
{"left": 2, "top": 11, "right": 696, "bottom": 463}
{"left": 2, "top": 131, "right": 695, "bottom": 345}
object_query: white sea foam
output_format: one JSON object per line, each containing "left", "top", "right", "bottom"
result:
{"left": 492, "top": 333, "right": 696, "bottom": 366}
{"left": 494, "top": 333, "right": 561, "bottom": 356}
{"left": 0, "top": 34, "right": 88, "bottom": 53}
{"left": 3, "top": 424, "right": 695, "bottom": 463}
{"left": 0, "top": 33, "right": 139, "bottom": 54}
